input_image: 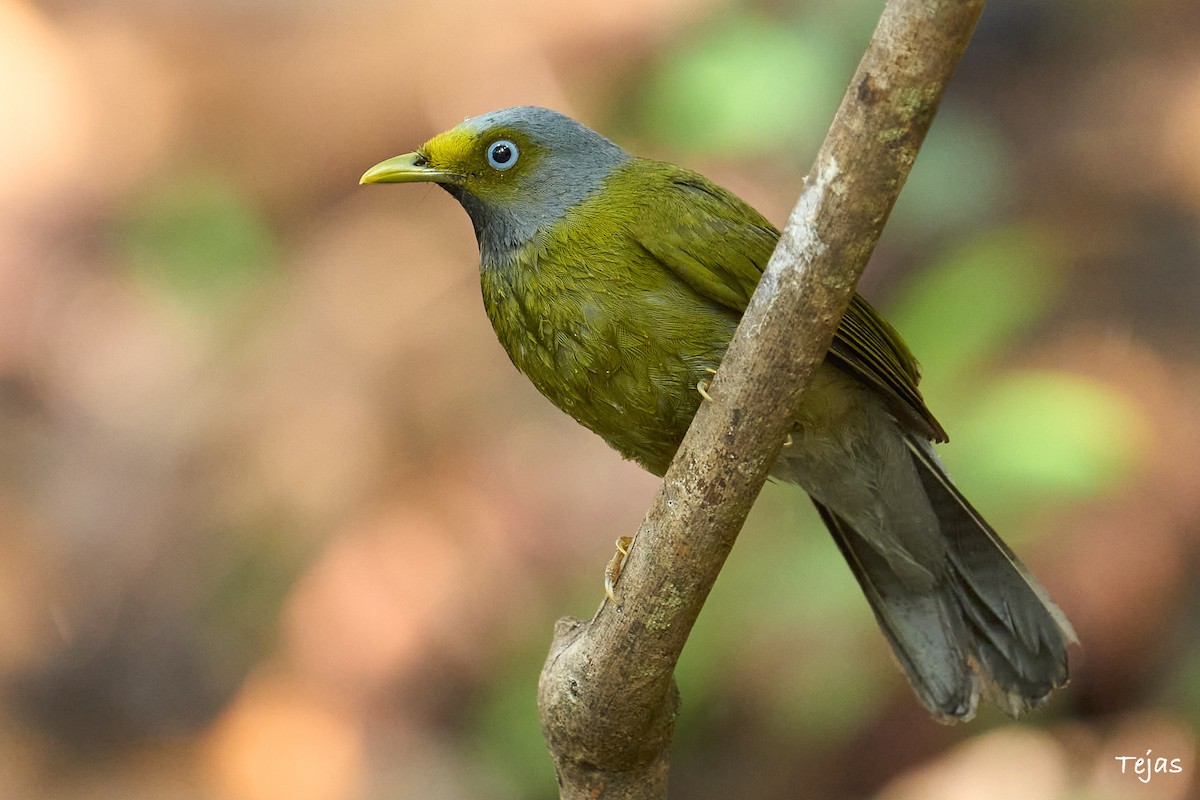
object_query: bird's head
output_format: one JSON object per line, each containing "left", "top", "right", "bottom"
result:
{"left": 361, "top": 106, "right": 630, "bottom": 263}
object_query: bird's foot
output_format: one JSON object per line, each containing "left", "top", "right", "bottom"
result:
{"left": 604, "top": 535, "right": 634, "bottom": 604}
{"left": 696, "top": 367, "right": 719, "bottom": 402}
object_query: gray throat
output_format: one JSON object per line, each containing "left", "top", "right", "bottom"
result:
{"left": 441, "top": 184, "right": 533, "bottom": 269}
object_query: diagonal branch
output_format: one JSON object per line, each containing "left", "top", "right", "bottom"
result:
{"left": 538, "top": 1, "right": 988, "bottom": 797}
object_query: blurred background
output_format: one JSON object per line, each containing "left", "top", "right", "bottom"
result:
{"left": 2, "top": 0, "right": 1199, "bottom": 797}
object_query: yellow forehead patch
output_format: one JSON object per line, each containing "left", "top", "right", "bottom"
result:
{"left": 420, "top": 126, "right": 481, "bottom": 171}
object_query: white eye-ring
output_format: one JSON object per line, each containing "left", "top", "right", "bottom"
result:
{"left": 486, "top": 139, "right": 519, "bottom": 170}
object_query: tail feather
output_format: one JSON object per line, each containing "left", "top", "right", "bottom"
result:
{"left": 906, "top": 437, "right": 1076, "bottom": 715}
{"left": 813, "top": 439, "right": 1075, "bottom": 722}
{"left": 815, "top": 501, "right": 980, "bottom": 722}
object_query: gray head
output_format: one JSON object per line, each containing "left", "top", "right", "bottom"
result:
{"left": 360, "top": 106, "right": 631, "bottom": 265}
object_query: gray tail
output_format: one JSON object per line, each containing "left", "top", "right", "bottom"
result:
{"left": 813, "top": 439, "right": 1077, "bottom": 723}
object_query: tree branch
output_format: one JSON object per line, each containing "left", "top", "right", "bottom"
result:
{"left": 538, "top": 1, "right": 987, "bottom": 797}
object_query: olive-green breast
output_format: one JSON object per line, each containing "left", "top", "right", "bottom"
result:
{"left": 480, "top": 160, "right": 741, "bottom": 475}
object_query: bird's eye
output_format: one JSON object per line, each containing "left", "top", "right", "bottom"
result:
{"left": 486, "top": 140, "right": 519, "bottom": 170}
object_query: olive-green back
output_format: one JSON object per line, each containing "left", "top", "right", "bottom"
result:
{"left": 626, "top": 159, "right": 947, "bottom": 443}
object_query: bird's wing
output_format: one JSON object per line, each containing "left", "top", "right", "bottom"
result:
{"left": 834, "top": 294, "right": 947, "bottom": 442}
{"left": 633, "top": 174, "right": 773, "bottom": 311}
{"left": 634, "top": 168, "right": 947, "bottom": 442}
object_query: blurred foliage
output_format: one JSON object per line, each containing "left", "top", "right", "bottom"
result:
{"left": 636, "top": 11, "right": 847, "bottom": 159}
{"left": 118, "top": 171, "right": 277, "bottom": 310}
{"left": 889, "top": 226, "right": 1065, "bottom": 395}
{"left": 635, "top": 2, "right": 893, "bottom": 163}
{"left": 888, "top": 108, "right": 1015, "bottom": 235}
{"left": 886, "top": 226, "right": 1144, "bottom": 517}
{"left": 467, "top": 634, "right": 558, "bottom": 799}
{"left": 952, "top": 371, "right": 1144, "bottom": 505}
{"left": 1, "top": 0, "right": 1198, "bottom": 798}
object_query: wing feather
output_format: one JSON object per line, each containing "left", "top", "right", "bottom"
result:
{"left": 631, "top": 165, "right": 946, "bottom": 441}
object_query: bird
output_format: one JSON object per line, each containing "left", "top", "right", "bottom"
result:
{"left": 360, "top": 106, "right": 1076, "bottom": 723}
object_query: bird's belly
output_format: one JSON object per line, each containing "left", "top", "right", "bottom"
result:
{"left": 482, "top": 277, "right": 733, "bottom": 475}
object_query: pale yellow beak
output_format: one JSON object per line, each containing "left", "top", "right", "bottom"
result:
{"left": 359, "top": 152, "right": 456, "bottom": 185}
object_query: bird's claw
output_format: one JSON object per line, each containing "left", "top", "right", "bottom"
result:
{"left": 696, "top": 367, "right": 719, "bottom": 402}
{"left": 604, "top": 535, "right": 634, "bottom": 604}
